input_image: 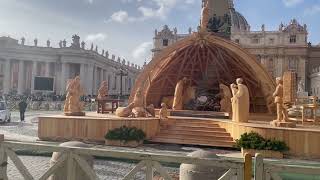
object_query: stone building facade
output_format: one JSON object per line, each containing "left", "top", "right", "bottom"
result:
{"left": 152, "top": 0, "right": 316, "bottom": 94}
{"left": 0, "top": 35, "right": 140, "bottom": 96}
{"left": 309, "top": 45, "right": 320, "bottom": 97}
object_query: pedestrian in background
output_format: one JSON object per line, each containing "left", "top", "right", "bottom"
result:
{"left": 18, "top": 99, "right": 27, "bottom": 122}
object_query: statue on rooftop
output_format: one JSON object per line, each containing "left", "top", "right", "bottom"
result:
{"left": 70, "top": 34, "right": 81, "bottom": 49}
{"left": 34, "top": 38, "right": 38, "bottom": 47}
{"left": 230, "top": 78, "right": 249, "bottom": 123}
{"left": 102, "top": 49, "right": 105, "bottom": 56}
{"left": 21, "top": 37, "right": 25, "bottom": 45}
{"left": 95, "top": 45, "right": 98, "bottom": 52}
{"left": 62, "top": 39, "right": 67, "bottom": 47}
{"left": 59, "top": 41, "right": 63, "bottom": 48}
{"left": 105, "top": 51, "right": 109, "bottom": 58}
{"left": 64, "top": 76, "right": 85, "bottom": 116}
{"left": 81, "top": 41, "right": 85, "bottom": 49}
{"left": 47, "top": 39, "right": 50, "bottom": 47}
{"left": 90, "top": 43, "right": 93, "bottom": 51}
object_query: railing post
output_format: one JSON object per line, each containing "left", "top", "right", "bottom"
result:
{"left": 254, "top": 153, "right": 264, "bottom": 180}
{"left": 145, "top": 160, "right": 153, "bottom": 180}
{"left": 0, "top": 134, "right": 8, "bottom": 180}
{"left": 67, "top": 152, "right": 76, "bottom": 180}
{"left": 244, "top": 153, "right": 252, "bottom": 180}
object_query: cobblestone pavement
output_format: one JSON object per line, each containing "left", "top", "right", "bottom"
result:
{"left": 0, "top": 111, "right": 237, "bottom": 179}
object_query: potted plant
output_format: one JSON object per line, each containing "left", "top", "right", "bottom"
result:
{"left": 105, "top": 126, "right": 146, "bottom": 147}
{"left": 235, "top": 132, "right": 289, "bottom": 158}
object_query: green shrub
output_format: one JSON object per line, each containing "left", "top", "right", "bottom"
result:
{"left": 235, "top": 132, "right": 289, "bottom": 152}
{"left": 105, "top": 126, "right": 146, "bottom": 142}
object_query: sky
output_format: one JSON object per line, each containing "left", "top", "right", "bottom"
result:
{"left": 0, "top": 0, "right": 320, "bottom": 66}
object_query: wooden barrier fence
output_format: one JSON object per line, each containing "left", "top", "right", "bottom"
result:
{"left": 1, "top": 139, "right": 320, "bottom": 180}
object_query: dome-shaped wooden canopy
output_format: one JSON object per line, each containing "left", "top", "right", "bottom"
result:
{"left": 130, "top": 32, "right": 276, "bottom": 113}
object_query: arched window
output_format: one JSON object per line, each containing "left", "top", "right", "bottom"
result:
{"left": 288, "top": 58, "right": 298, "bottom": 71}
{"left": 163, "top": 39, "right": 169, "bottom": 46}
{"left": 290, "top": 35, "right": 296, "bottom": 44}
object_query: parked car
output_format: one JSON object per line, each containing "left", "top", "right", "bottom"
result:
{"left": 0, "top": 101, "right": 11, "bottom": 123}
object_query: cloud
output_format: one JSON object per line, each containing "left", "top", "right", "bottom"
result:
{"left": 85, "top": 33, "right": 107, "bottom": 42}
{"left": 304, "top": 5, "right": 320, "bottom": 15}
{"left": 109, "top": 0, "right": 195, "bottom": 23}
{"left": 132, "top": 42, "right": 153, "bottom": 61}
{"left": 282, "top": 0, "right": 304, "bottom": 7}
{"left": 86, "top": 0, "right": 94, "bottom": 4}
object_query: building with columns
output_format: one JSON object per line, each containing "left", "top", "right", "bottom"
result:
{"left": 0, "top": 35, "right": 141, "bottom": 96}
{"left": 152, "top": 0, "right": 320, "bottom": 94}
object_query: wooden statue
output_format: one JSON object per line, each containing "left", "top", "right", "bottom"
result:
{"left": 200, "top": 0, "right": 210, "bottom": 30}
{"left": 64, "top": 76, "right": 85, "bottom": 116}
{"left": 172, "top": 77, "right": 189, "bottom": 110}
{"left": 270, "top": 78, "right": 296, "bottom": 127}
{"left": 97, "top": 81, "right": 108, "bottom": 100}
{"left": 115, "top": 103, "right": 135, "bottom": 117}
{"left": 133, "top": 88, "right": 144, "bottom": 108}
{"left": 230, "top": 78, "right": 249, "bottom": 123}
{"left": 159, "top": 103, "right": 168, "bottom": 120}
{"left": 273, "top": 77, "right": 288, "bottom": 122}
{"left": 219, "top": 84, "right": 232, "bottom": 113}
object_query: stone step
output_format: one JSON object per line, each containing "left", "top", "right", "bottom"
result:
{"left": 150, "top": 137, "right": 235, "bottom": 148}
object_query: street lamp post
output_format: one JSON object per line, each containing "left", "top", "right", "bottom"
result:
{"left": 116, "top": 65, "right": 128, "bottom": 98}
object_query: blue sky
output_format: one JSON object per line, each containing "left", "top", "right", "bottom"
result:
{"left": 0, "top": 0, "right": 319, "bottom": 65}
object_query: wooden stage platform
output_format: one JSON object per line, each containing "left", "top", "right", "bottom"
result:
{"left": 38, "top": 112, "right": 159, "bottom": 143}
{"left": 38, "top": 111, "right": 320, "bottom": 158}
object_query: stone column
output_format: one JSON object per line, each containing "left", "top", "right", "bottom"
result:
{"left": 100, "top": 69, "right": 104, "bottom": 83}
{"left": 17, "top": 61, "right": 25, "bottom": 95}
{"left": 31, "top": 61, "right": 38, "bottom": 94}
{"left": 45, "top": 62, "right": 50, "bottom": 77}
{"left": 60, "top": 63, "right": 67, "bottom": 95}
{"left": 80, "top": 64, "right": 87, "bottom": 94}
{"left": 3, "top": 60, "right": 11, "bottom": 94}
{"left": 87, "top": 65, "right": 94, "bottom": 95}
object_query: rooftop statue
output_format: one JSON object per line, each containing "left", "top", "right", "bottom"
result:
{"left": 105, "top": 51, "right": 109, "bottom": 58}
{"left": 81, "top": 41, "right": 85, "bottom": 49}
{"left": 62, "top": 39, "right": 67, "bottom": 47}
{"left": 70, "top": 34, "right": 81, "bottom": 49}
{"left": 34, "top": 38, "right": 38, "bottom": 47}
{"left": 21, "top": 37, "right": 25, "bottom": 45}
{"left": 59, "top": 40, "right": 63, "bottom": 48}
{"left": 64, "top": 76, "right": 85, "bottom": 116}
{"left": 90, "top": 43, "right": 94, "bottom": 51}
{"left": 47, "top": 39, "right": 50, "bottom": 47}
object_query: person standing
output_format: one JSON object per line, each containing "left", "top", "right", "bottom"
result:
{"left": 18, "top": 99, "right": 27, "bottom": 122}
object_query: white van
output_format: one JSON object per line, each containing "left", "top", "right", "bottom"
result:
{"left": 0, "top": 101, "right": 11, "bottom": 123}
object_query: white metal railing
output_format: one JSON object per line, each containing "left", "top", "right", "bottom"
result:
{"left": 0, "top": 140, "right": 245, "bottom": 180}
{"left": 254, "top": 154, "right": 320, "bottom": 180}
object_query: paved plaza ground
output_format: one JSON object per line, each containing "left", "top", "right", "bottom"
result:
{"left": 0, "top": 111, "right": 238, "bottom": 179}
